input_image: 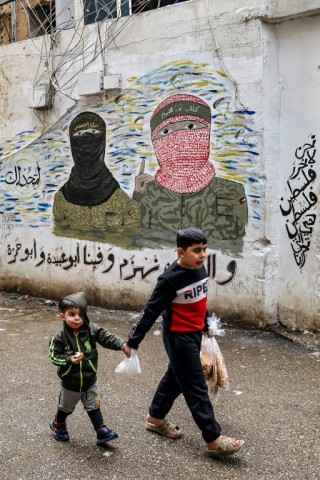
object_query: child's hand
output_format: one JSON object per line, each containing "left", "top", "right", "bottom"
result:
{"left": 204, "top": 331, "right": 215, "bottom": 338}
{"left": 71, "top": 352, "right": 84, "bottom": 364}
{"left": 121, "top": 343, "right": 132, "bottom": 358}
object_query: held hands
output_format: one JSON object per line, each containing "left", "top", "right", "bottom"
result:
{"left": 115, "top": 346, "right": 141, "bottom": 375}
{"left": 121, "top": 342, "right": 132, "bottom": 358}
{"left": 71, "top": 351, "right": 84, "bottom": 364}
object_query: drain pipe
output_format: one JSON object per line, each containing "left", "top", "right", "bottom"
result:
{"left": 11, "top": 0, "right": 16, "bottom": 42}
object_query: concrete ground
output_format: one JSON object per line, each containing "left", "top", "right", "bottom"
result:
{"left": 0, "top": 292, "right": 319, "bottom": 480}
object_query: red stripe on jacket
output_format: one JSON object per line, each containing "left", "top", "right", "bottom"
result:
{"left": 170, "top": 297, "right": 207, "bottom": 332}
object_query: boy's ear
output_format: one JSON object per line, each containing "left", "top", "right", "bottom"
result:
{"left": 60, "top": 312, "right": 65, "bottom": 320}
{"left": 177, "top": 246, "right": 184, "bottom": 257}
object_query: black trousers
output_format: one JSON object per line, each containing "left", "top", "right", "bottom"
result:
{"left": 149, "top": 330, "right": 222, "bottom": 443}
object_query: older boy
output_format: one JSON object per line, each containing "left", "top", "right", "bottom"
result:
{"left": 49, "top": 291, "right": 128, "bottom": 446}
{"left": 123, "top": 226, "right": 244, "bottom": 457}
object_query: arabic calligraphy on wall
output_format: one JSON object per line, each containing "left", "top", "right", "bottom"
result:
{"left": 280, "top": 134, "right": 317, "bottom": 268}
{"left": 4, "top": 154, "right": 41, "bottom": 193}
{"left": 6, "top": 239, "right": 236, "bottom": 285}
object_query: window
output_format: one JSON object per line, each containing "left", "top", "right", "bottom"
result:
{"left": 28, "top": 3, "right": 56, "bottom": 37}
{"left": 0, "top": 8, "right": 12, "bottom": 44}
{"left": 130, "top": 0, "right": 190, "bottom": 15}
{"left": 0, "top": 0, "right": 57, "bottom": 44}
{"left": 0, "top": 0, "right": 191, "bottom": 44}
{"left": 83, "top": 0, "right": 190, "bottom": 23}
{"left": 84, "top": 0, "right": 117, "bottom": 25}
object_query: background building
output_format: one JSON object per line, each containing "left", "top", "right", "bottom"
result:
{"left": 0, "top": 0, "right": 319, "bottom": 332}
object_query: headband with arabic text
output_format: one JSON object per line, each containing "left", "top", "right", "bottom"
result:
{"left": 150, "top": 100, "right": 211, "bottom": 132}
{"left": 70, "top": 112, "right": 106, "bottom": 136}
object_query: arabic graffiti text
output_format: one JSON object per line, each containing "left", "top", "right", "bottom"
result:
{"left": 6, "top": 239, "right": 237, "bottom": 286}
{"left": 280, "top": 134, "right": 317, "bottom": 269}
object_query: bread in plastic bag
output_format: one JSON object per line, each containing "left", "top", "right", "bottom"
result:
{"left": 115, "top": 349, "right": 141, "bottom": 376}
{"left": 200, "top": 314, "right": 229, "bottom": 396}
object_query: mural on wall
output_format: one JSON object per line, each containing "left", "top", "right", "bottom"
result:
{"left": 0, "top": 61, "right": 261, "bottom": 255}
{"left": 280, "top": 134, "right": 317, "bottom": 269}
{"left": 52, "top": 111, "right": 140, "bottom": 237}
{"left": 132, "top": 93, "right": 248, "bottom": 249}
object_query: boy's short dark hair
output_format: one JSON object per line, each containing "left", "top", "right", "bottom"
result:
{"left": 59, "top": 298, "right": 77, "bottom": 313}
{"left": 177, "top": 226, "right": 207, "bottom": 250}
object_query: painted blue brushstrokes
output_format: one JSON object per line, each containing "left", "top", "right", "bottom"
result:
{"left": 234, "top": 110, "right": 255, "bottom": 115}
{"left": 244, "top": 150, "right": 259, "bottom": 156}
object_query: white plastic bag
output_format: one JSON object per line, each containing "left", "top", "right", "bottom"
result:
{"left": 115, "top": 349, "right": 141, "bottom": 376}
{"left": 207, "top": 314, "right": 225, "bottom": 336}
{"left": 200, "top": 314, "right": 229, "bottom": 396}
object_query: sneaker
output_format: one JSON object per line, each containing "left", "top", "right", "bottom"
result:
{"left": 50, "top": 419, "right": 70, "bottom": 442}
{"left": 96, "top": 425, "right": 118, "bottom": 446}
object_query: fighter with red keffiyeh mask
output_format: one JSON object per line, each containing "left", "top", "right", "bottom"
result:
{"left": 151, "top": 94, "right": 214, "bottom": 194}
{"left": 133, "top": 94, "right": 248, "bottom": 252}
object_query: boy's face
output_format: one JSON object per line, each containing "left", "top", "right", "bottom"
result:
{"left": 61, "top": 306, "right": 84, "bottom": 330}
{"left": 177, "top": 242, "right": 207, "bottom": 270}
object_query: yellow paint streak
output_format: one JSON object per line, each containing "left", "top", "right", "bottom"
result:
{"left": 192, "top": 81, "right": 211, "bottom": 87}
{"left": 216, "top": 151, "right": 243, "bottom": 158}
{"left": 219, "top": 172, "right": 245, "bottom": 183}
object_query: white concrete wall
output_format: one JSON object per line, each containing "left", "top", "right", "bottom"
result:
{"left": 0, "top": 0, "right": 319, "bottom": 331}
{"left": 267, "top": 14, "right": 320, "bottom": 331}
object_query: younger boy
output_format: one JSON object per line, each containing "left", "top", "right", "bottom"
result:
{"left": 123, "top": 226, "right": 245, "bottom": 457}
{"left": 49, "top": 291, "right": 128, "bottom": 446}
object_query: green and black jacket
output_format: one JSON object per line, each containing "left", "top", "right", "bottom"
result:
{"left": 48, "top": 292, "right": 125, "bottom": 392}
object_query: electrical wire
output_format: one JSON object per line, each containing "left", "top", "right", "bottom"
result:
{"left": 51, "top": 0, "right": 151, "bottom": 93}
{"left": 3, "top": 0, "right": 169, "bottom": 118}
{"left": 204, "top": 0, "right": 247, "bottom": 110}
{"left": 23, "top": 0, "right": 55, "bottom": 37}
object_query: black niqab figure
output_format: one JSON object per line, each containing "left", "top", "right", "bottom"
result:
{"left": 60, "top": 112, "right": 119, "bottom": 206}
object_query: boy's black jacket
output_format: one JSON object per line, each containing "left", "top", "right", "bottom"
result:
{"left": 49, "top": 292, "right": 125, "bottom": 392}
{"left": 127, "top": 262, "right": 209, "bottom": 350}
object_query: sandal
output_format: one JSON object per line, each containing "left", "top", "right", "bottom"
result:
{"left": 146, "top": 419, "right": 182, "bottom": 439}
{"left": 207, "top": 435, "right": 245, "bottom": 457}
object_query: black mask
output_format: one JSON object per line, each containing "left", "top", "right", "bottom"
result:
{"left": 60, "top": 112, "right": 119, "bottom": 206}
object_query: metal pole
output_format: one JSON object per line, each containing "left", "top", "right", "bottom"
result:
{"left": 11, "top": 0, "right": 16, "bottom": 42}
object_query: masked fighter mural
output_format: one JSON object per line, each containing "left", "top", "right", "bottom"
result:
{"left": 133, "top": 94, "right": 248, "bottom": 251}
{"left": 53, "top": 111, "right": 140, "bottom": 237}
